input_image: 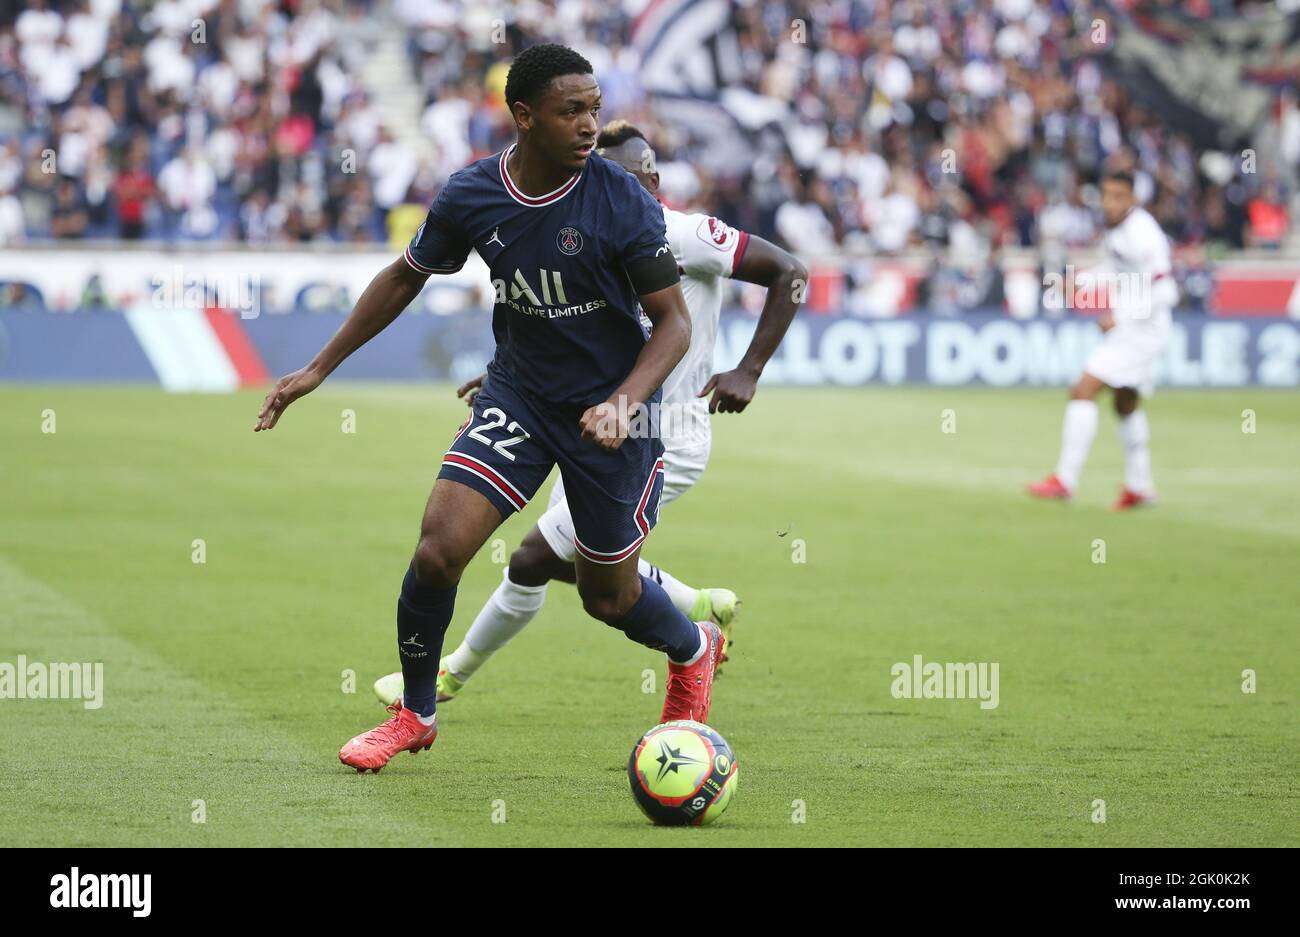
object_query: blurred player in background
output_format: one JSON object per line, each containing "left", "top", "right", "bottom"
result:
{"left": 255, "top": 45, "right": 727, "bottom": 773}
{"left": 374, "top": 119, "right": 806, "bottom": 708}
{"left": 1028, "top": 170, "right": 1178, "bottom": 509}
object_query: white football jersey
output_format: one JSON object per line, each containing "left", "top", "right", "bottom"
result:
{"left": 1101, "top": 206, "right": 1178, "bottom": 328}
{"left": 644, "top": 206, "right": 749, "bottom": 449}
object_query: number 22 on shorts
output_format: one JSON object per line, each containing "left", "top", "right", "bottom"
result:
{"left": 466, "top": 406, "right": 530, "bottom": 462}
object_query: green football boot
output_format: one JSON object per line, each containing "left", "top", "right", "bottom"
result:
{"left": 688, "top": 588, "right": 740, "bottom": 671}
{"left": 372, "top": 660, "right": 466, "bottom": 707}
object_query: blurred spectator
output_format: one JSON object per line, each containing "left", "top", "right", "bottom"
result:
{"left": 111, "top": 137, "right": 155, "bottom": 239}
{"left": 1246, "top": 182, "right": 1289, "bottom": 248}
{"left": 49, "top": 176, "right": 88, "bottom": 238}
{"left": 157, "top": 145, "right": 217, "bottom": 239}
{"left": 775, "top": 172, "right": 837, "bottom": 253}
{"left": 866, "top": 173, "right": 921, "bottom": 254}
{"left": 0, "top": 178, "right": 23, "bottom": 244}
{"left": 368, "top": 126, "right": 417, "bottom": 212}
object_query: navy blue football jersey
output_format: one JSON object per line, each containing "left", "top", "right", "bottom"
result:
{"left": 405, "top": 145, "right": 672, "bottom": 409}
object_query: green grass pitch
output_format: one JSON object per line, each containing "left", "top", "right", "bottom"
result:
{"left": 1, "top": 384, "right": 1297, "bottom": 846}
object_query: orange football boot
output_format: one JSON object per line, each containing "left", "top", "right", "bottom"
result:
{"left": 339, "top": 702, "right": 437, "bottom": 773}
{"left": 661, "top": 622, "right": 725, "bottom": 724}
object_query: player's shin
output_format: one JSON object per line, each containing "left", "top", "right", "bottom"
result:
{"left": 397, "top": 564, "right": 457, "bottom": 721}
{"left": 610, "top": 575, "right": 705, "bottom": 665}
{"left": 1055, "top": 399, "right": 1099, "bottom": 492}
{"left": 1118, "top": 409, "right": 1154, "bottom": 494}
{"left": 444, "top": 568, "right": 548, "bottom": 680}
{"left": 637, "top": 559, "right": 699, "bottom": 616}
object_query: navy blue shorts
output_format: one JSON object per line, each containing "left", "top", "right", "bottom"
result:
{"left": 438, "top": 374, "right": 666, "bottom": 564}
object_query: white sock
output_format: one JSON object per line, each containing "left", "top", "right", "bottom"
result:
{"left": 669, "top": 623, "right": 709, "bottom": 667}
{"left": 1054, "top": 399, "right": 1098, "bottom": 492}
{"left": 1118, "top": 409, "right": 1154, "bottom": 494}
{"left": 638, "top": 558, "right": 699, "bottom": 616}
{"left": 415, "top": 711, "right": 437, "bottom": 726}
{"left": 444, "top": 568, "right": 548, "bottom": 680}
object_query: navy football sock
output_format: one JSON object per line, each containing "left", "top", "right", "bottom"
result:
{"left": 396, "top": 564, "right": 456, "bottom": 718}
{"left": 611, "top": 575, "right": 702, "bottom": 663}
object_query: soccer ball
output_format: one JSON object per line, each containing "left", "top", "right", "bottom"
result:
{"left": 627, "top": 720, "right": 738, "bottom": 826}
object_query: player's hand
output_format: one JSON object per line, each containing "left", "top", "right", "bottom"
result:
{"left": 579, "top": 400, "right": 629, "bottom": 451}
{"left": 698, "top": 368, "right": 759, "bottom": 414}
{"left": 1098, "top": 313, "right": 1116, "bottom": 332}
{"left": 456, "top": 373, "right": 485, "bottom": 407}
{"left": 254, "top": 366, "right": 322, "bottom": 431}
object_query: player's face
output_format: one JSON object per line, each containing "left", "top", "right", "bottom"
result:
{"left": 533, "top": 74, "right": 602, "bottom": 173}
{"left": 632, "top": 169, "right": 660, "bottom": 194}
{"left": 601, "top": 137, "right": 659, "bottom": 194}
{"left": 1101, "top": 179, "right": 1134, "bottom": 228}
{"left": 623, "top": 141, "right": 659, "bottom": 194}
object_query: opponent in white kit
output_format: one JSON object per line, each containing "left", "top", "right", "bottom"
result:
{"left": 1029, "top": 169, "right": 1178, "bottom": 510}
{"left": 375, "top": 120, "right": 806, "bottom": 705}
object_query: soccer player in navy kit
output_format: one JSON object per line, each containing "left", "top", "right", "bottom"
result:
{"left": 253, "top": 44, "right": 725, "bottom": 773}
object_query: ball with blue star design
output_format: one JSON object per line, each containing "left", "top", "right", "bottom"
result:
{"left": 627, "top": 720, "right": 738, "bottom": 826}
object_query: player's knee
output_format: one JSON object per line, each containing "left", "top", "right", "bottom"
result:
{"left": 1114, "top": 390, "right": 1138, "bottom": 415}
{"left": 508, "top": 541, "right": 554, "bottom": 587}
{"left": 411, "top": 536, "right": 465, "bottom": 589}
{"left": 579, "top": 584, "right": 636, "bottom": 625}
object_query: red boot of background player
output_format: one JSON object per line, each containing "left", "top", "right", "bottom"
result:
{"left": 1027, "top": 474, "right": 1071, "bottom": 500}
{"left": 1111, "top": 488, "right": 1156, "bottom": 511}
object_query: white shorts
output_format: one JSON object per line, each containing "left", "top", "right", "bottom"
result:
{"left": 1083, "top": 323, "right": 1170, "bottom": 398}
{"left": 537, "top": 437, "right": 712, "bottom": 564}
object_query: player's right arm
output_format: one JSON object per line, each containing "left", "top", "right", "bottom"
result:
{"left": 254, "top": 259, "right": 431, "bottom": 431}
{"left": 255, "top": 178, "right": 471, "bottom": 432}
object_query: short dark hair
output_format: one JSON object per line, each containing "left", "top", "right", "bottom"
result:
{"left": 597, "top": 120, "right": 649, "bottom": 150}
{"left": 1102, "top": 169, "right": 1135, "bottom": 189}
{"left": 504, "top": 44, "right": 593, "bottom": 111}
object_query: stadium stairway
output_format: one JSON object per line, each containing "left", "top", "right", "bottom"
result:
{"left": 358, "top": 11, "right": 428, "bottom": 155}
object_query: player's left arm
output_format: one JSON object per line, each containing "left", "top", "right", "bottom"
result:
{"left": 580, "top": 178, "right": 692, "bottom": 451}
{"left": 629, "top": 281, "right": 693, "bottom": 404}
{"left": 579, "top": 270, "right": 692, "bottom": 451}
{"left": 700, "top": 235, "right": 808, "bottom": 413}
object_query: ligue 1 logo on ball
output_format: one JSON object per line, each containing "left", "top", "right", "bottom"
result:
{"left": 556, "top": 226, "right": 583, "bottom": 255}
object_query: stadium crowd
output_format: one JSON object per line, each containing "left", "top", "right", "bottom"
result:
{"left": 0, "top": 0, "right": 1297, "bottom": 279}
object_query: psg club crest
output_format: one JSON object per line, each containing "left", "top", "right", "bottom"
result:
{"left": 556, "top": 226, "right": 583, "bottom": 256}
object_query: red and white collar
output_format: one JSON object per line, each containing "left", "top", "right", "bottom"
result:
{"left": 498, "top": 143, "right": 583, "bottom": 207}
